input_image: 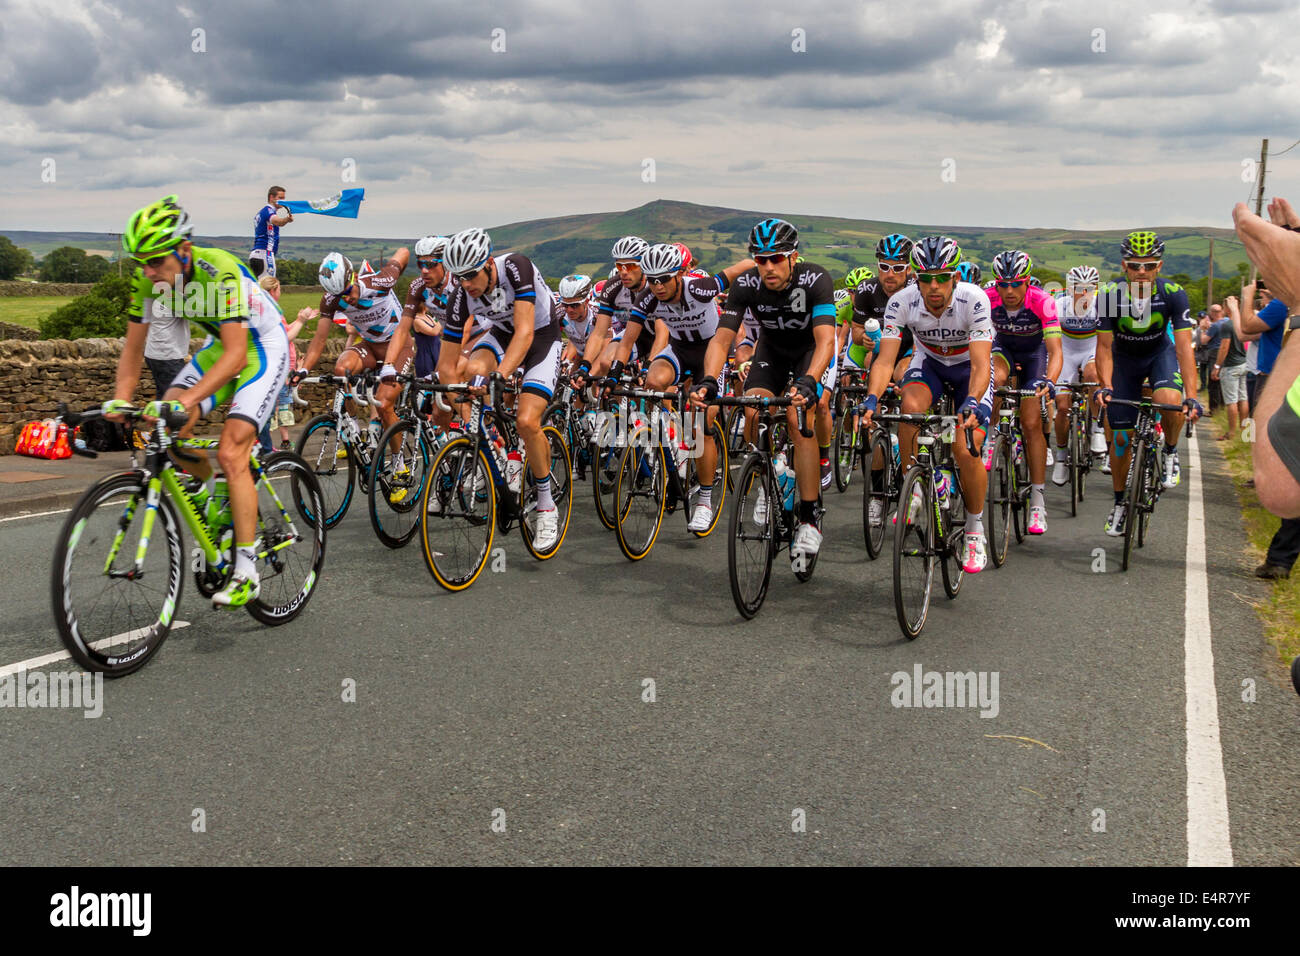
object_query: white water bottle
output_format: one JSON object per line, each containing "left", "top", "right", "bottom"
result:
{"left": 506, "top": 450, "right": 524, "bottom": 494}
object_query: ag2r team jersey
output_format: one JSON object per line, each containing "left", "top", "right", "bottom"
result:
{"left": 403, "top": 273, "right": 457, "bottom": 324}
{"left": 1096, "top": 277, "right": 1192, "bottom": 357}
{"left": 127, "top": 245, "right": 283, "bottom": 340}
{"left": 719, "top": 262, "right": 837, "bottom": 348}
{"left": 321, "top": 258, "right": 405, "bottom": 343}
{"left": 630, "top": 274, "right": 729, "bottom": 343}
{"left": 557, "top": 300, "right": 599, "bottom": 351}
{"left": 252, "top": 204, "right": 281, "bottom": 254}
{"left": 882, "top": 281, "right": 993, "bottom": 366}
{"left": 443, "top": 253, "right": 556, "bottom": 344}
{"left": 984, "top": 284, "right": 1060, "bottom": 351}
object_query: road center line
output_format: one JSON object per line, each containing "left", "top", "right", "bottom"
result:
{"left": 1183, "top": 428, "right": 1233, "bottom": 866}
{"left": 0, "top": 622, "right": 191, "bottom": 678}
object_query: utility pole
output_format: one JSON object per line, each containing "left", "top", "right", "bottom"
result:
{"left": 1249, "top": 138, "right": 1269, "bottom": 285}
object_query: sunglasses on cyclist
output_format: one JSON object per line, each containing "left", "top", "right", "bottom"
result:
{"left": 876, "top": 262, "right": 908, "bottom": 273}
{"left": 454, "top": 266, "right": 485, "bottom": 283}
{"left": 646, "top": 274, "right": 676, "bottom": 286}
{"left": 996, "top": 279, "right": 1027, "bottom": 289}
{"left": 561, "top": 299, "right": 587, "bottom": 309}
{"left": 133, "top": 253, "right": 174, "bottom": 268}
{"left": 916, "top": 272, "right": 954, "bottom": 285}
{"left": 1123, "top": 261, "right": 1161, "bottom": 272}
{"left": 614, "top": 260, "right": 641, "bottom": 270}
{"left": 417, "top": 258, "right": 442, "bottom": 269}
{"left": 754, "top": 254, "right": 789, "bottom": 266}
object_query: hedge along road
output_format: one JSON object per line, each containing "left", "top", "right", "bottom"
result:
{"left": 0, "top": 431, "right": 1295, "bottom": 865}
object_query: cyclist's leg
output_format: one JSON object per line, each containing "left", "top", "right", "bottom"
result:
{"left": 335, "top": 342, "right": 372, "bottom": 421}
{"left": 897, "top": 353, "right": 940, "bottom": 469}
{"left": 1150, "top": 348, "right": 1186, "bottom": 439}
{"left": 164, "top": 337, "right": 225, "bottom": 482}
{"left": 1106, "top": 351, "right": 1147, "bottom": 494}
{"left": 517, "top": 332, "right": 564, "bottom": 482}
{"left": 372, "top": 339, "right": 413, "bottom": 440}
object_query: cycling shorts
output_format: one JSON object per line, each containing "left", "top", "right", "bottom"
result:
{"left": 172, "top": 326, "right": 289, "bottom": 430}
{"left": 470, "top": 325, "right": 563, "bottom": 401}
{"left": 1107, "top": 346, "right": 1182, "bottom": 429}
{"left": 651, "top": 339, "right": 709, "bottom": 386}
{"left": 901, "top": 352, "right": 994, "bottom": 409}
{"left": 993, "top": 340, "right": 1046, "bottom": 386}
{"left": 1058, "top": 335, "right": 1097, "bottom": 387}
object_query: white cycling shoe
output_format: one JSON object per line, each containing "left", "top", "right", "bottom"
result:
{"left": 961, "top": 532, "right": 987, "bottom": 573}
{"left": 1091, "top": 430, "right": 1108, "bottom": 455}
{"left": 533, "top": 509, "right": 559, "bottom": 551}
{"left": 791, "top": 522, "right": 823, "bottom": 565}
{"left": 1051, "top": 458, "right": 1069, "bottom": 486}
{"left": 687, "top": 504, "right": 714, "bottom": 533}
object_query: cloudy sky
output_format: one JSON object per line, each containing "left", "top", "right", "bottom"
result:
{"left": 2, "top": 0, "right": 1298, "bottom": 240}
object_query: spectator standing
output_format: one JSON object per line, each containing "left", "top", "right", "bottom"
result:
{"left": 1199, "top": 307, "right": 1224, "bottom": 410}
{"left": 1194, "top": 311, "right": 1214, "bottom": 398}
{"left": 1212, "top": 300, "right": 1249, "bottom": 440}
{"left": 255, "top": 275, "right": 311, "bottom": 452}
{"left": 250, "top": 186, "right": 293, "bottom": 279}
{"left": 143, "top": 296, "right": 191, "bottom": 399}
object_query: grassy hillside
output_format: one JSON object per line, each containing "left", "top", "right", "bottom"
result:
{"left": 4, "top": 199, "right": 1247, "bottom": 287}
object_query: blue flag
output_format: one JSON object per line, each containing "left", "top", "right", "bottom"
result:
{"left": 278, "top": 188, "right": 365, "bottom": 219}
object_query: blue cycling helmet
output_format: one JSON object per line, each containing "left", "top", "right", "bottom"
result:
{"left": 876, "top": 233, "right": 913, "bottom": 262}
{"left": 748, "top": 218, "right": 799, "bottom": 256}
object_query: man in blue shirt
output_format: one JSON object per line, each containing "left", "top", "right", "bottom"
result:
{"left": 249, "top": 185, "right": 293, "bottom": 278}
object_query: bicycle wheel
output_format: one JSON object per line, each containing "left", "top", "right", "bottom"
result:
{"left": 50, "top": 472, "right": 184, "bottom": 677}
{"left": 1137, "top": 445, "right": 1157, "bottom": 548}
{"left": 892, "top": 466, "right": 935, "bottom": 640}
{"left": 1074, "top": 414, "right": 1088, "bottom": 504}
{"left": 1068, "top": 416, "right": 1080, "bottom": 517}
{"left": 1121, "top": 438, "right": 1146, "bottom": 572}
{"left": 368, "top": 418, "right": 430, "bottom": 549}
{"left": 614, "top": 428, "right": 666, "bottom": 561}
{"left": 296, "top": 413, "right": 354, "bottom": 528}
{"left": 728, "top": 453, "right": 777, "bottom": 619}
{"left": 985, "top": 438, "right": 1011, "bottom": 568}
{"left": 941, "top": 484, "right": 965, "bottom": 599}
{"left": 244, "top": 451, "right": 328, "bottom": 626}
{"left": 863, "top": 427, "right": 894, "bottom": 559}
{"left": 684, "top": 419, "right": 728, "bottom": 537}
{"left": 591, "top": 436, "right": 620, "bottom": 530}
{"left": 420, "top": 436, "right": 496, "bottom": 591}
{"left": 519, "top": 424, "right": 573, "bottom": 560}
{"left": 1011, "top": 437, "right": 1028, "bottom": 543}
{"left": 833, "top": 412, "right": 856, "bottom": 492}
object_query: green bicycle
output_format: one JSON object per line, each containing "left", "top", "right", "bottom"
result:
{"left": 50, "top": 401, "right": 327, "bottom": 677}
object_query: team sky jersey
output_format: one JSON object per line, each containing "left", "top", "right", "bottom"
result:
{"left": 1096, "top": 277, "right": 1192, "bottom": 357}
{"left": 598, "top": 279, "right": 648, "bottom": 335}
{"left": 852, "top": 277, "right": 914, "bottom": 357}
{"left": 321, "top": 258, "right": 404, "bottom": 343}
{"left": 127, "top": 245, "right": 283, "bottom": 339}
{"left": 882, "top": 281, "right": 993, "bottom": 366}
{"left": 1053, "top": 293, "right": 1100, "bottom": 338}
{"left": 984, "top": 284, "right": 1060, "bottom": 350}
{"left": 444, "top": 253, "right": 556, "bottom": 344}
{"left": 403, "top": 272, "right": 457, "bottom": 323}
{"left": 252, "top": 204, "right": 281, "bottom": 254}
{"left": 720, "top": 262, "right": 837, "bottom": 348}
{"left": 557, "top": 300, "right": 599, "bottom": 351}
{"left": 630, "top": 274, "right": 728, "bottom": 343}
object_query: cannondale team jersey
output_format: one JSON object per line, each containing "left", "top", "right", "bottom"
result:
{"left": 1052, "top": 293, "right": 1099, "bottom": 338}
{"left": 1096, "top": 277, "right": 1192, "bottom": 357}
{"left": 984, "top": 284, "right": 1060, "bottom": 350}
{"left": 127, "top": 245, "right": 284, "bottom": 340}
{"left": 719, "top": 262, "right": 837, "bottom": 347}
{"left": 444, "top": 253, "right": 556, "bottom": 344}
{"left": 882, "top": 281, "right": 993, "bottom": 366}
{"left": 598, "top": 280, "right": 647, "bottom": 335}
{"left": 556, "top": 300, "right": 599, "bottom": 351}
{"left": 630, "top": 274, "right": 729, "bottom": 343}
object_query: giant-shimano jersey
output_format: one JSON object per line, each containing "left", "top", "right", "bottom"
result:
{"left": 443, "top": 253, "right": 556, "bottom": 344}
{"left": 630, "top": 274, "right": 728, "bottom": 342}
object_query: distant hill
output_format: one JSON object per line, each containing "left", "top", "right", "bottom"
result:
{"left": 3, "top": 199, "right": 1247, "bottom": 282}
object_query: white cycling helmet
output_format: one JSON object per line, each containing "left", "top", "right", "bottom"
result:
{"left": 414, "top": 235, "right": 447, "bottom": 260}
{"left": 558, "top": 274, "right": 593, "bottom": 301}
{"left": 1066, "top": 265, "right": 1100, "bottom": 286}
{"left": 611, "top": 236, "right": 648, "bottom": 262}
{"left": 640, "top": 243, "right": 684, "bottom": 278}
{"left": 318, "top": 252, "right": 354, "bottom": 295}
{"left": 443, "top": 228, "right": 493, "bottom": 276}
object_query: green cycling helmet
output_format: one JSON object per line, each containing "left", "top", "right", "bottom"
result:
{"left": 122, "top": 195, "right": 194, "bottom": 260}
{"left": 1120, "top": 230, "right": 1163, "bottom": 259}
{"left": 844, "top": 266, "right": 875, "bottom": 288}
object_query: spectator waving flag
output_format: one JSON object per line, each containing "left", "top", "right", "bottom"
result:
{"left": 278, "top": 188, "right": 365, "bottom": 219}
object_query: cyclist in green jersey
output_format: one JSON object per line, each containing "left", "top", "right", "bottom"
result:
{"left": 108, "top": 196, "right": 290, "bottom": 608}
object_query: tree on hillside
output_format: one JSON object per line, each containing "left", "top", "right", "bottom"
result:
{"left": 38, "top": 273, "right": 132, "bottom": 340}
{"left": 0, "top": 236, "right": 35, "bottom": 280}
{"left": 39, "top": 246, "right": 111, "bottom": 283}
{"left": 274, "top": 257, "right": 320, "bottom": 286}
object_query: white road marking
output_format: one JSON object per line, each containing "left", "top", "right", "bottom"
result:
{"left": 0, "top": 621, "right": 191, "bottom": 678}
{"left": 1183, "top": 429, "right": 1233, "bottom": 866}
{"left": 0, "top": 507, "right": 73, "bottom": 523}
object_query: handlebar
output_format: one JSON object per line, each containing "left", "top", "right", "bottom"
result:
{"left": 875, "top": 412, "right": 978, "bottom": 457}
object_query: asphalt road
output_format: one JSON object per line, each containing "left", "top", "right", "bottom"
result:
{"left": 0, "top": 433, "right": 1295, "bottom": 865}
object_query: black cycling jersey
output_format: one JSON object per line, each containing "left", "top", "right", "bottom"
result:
{"left": 720, "top": 262, "right": 836, "bottom": 349}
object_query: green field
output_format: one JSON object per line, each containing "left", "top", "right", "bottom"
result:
{"left": 0, "top": 296, "right": 73, "bottom": 329}
{"left": 0, "top": 292, "right": 322, "bottom": 333}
